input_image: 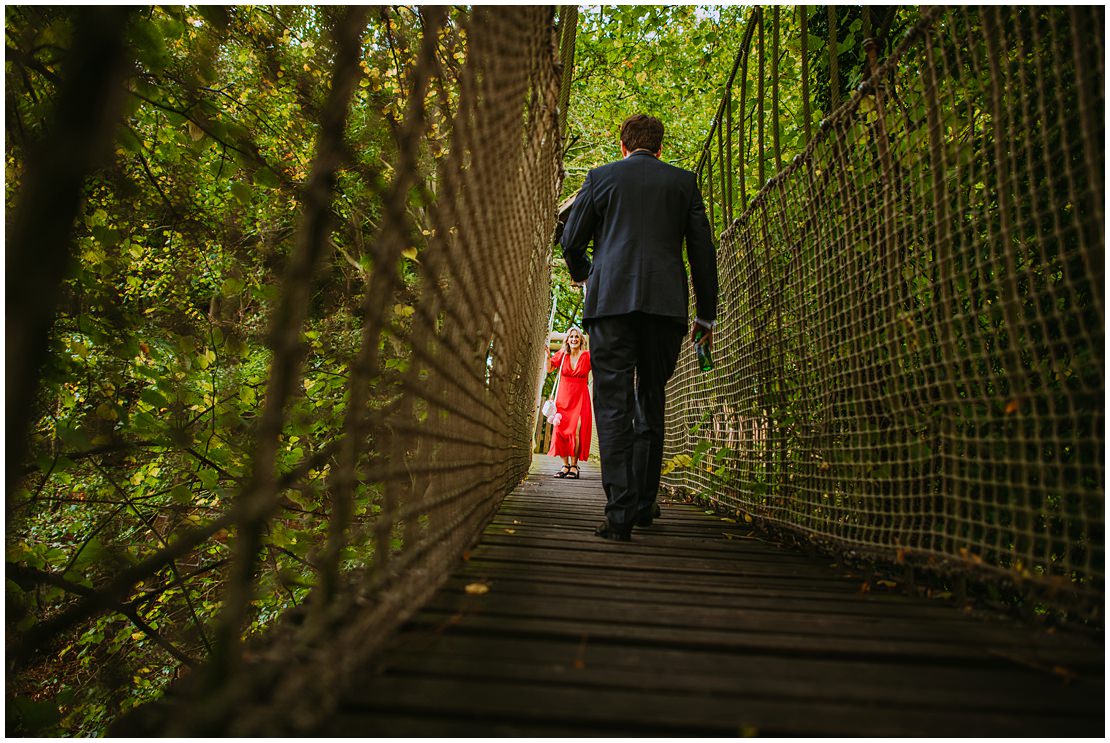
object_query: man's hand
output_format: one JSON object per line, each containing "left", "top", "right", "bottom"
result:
{"left": 691, "top": 324, "right": 713, "bottom": 351}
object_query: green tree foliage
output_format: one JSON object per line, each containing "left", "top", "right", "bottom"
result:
{"left": 6, "top": 6, "right": 463, "bottom": 734}
{"left": 564, "top": 5, "right": 750, "bottom": 186}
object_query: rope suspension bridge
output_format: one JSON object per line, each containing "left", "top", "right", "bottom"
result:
{"left": 7, "top": 6, "right": 1103, "bottom": 736}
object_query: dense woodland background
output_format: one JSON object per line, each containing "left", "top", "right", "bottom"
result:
{"left": 10, "top": 4, "right": 1092, "bottom": 737}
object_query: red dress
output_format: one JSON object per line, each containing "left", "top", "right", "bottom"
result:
{"left": 547, "top": 349, "right": 592, "bottom": 461}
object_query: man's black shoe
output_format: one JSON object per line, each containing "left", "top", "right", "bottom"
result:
{"left": 594, "top": 520, "right": 631, "bottom": 542}
{"left": 635, "top": 503, "right": 662, "bottom": 527}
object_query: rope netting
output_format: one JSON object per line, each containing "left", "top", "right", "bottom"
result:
{"left": 174, "top": 8, "right": 566, "bottom": 732}
{"left": 664, "top": 6, "right": 1104, "bottom": 619}
{"left": 11, "top": 7, "right": 567, "bottom": 734}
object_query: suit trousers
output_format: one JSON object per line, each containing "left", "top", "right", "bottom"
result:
{"left": 586, "top": 312, "right": 685, "bottom": 531}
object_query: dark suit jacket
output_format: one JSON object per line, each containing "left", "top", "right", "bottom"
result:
{"left": 559, "top": 150, "right": 717, "bottom": 326}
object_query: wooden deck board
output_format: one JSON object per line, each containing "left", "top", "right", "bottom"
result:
{"left": 318, "top": 458, "right": 1104, "bottom": 736}
{"left": 363, "top": 633, "right": 1097, "bottom": 711}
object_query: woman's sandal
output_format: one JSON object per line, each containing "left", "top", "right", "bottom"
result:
{"left": 553, "top": 464, "right": 571, "bottom": 478}
{"left": 567, "top": 465, "right": 580, "bottom": 479}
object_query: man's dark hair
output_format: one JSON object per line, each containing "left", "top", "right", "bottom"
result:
{"left": 620, "top": 114, "right": 664, "bottom": 153}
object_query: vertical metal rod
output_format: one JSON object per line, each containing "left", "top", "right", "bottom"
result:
{"left": 801, "top": 5, "right": 811, "bottom": 144}
{"left": 717, "top": 109, "right": 726, "bottom": 225}
{"left": 757, "top": 7, "right": 766, "bottom": 187}
{"left": 772, "top": 6, "right": 782, "bottom": 173}
{"left": 828, "top": 5, "right": 839, "bottom": 108}
{"left": 739, "top": 28, "right": 750, "bottom": 206}
{"left": 707, "top": 142, "right": 716, "bottom": 230}
{"left": 726, "top": 89, "right": 733, "bottom": 223}
{"left": 694, "top": 11, "right": 751, "bottom": 187}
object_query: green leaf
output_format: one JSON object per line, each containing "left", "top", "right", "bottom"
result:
{"left": 67, "top": 537, "right": 106, "bottom": 577}
{"left": 197, "top": 468, "right": 219, "bottom": 490}
{"left": 229, "top": 181, "right": 252, "bottom": 205}
{"left": 689, "top": 409, "right": 712, "bottom": 435}
{"left": 253, "top": 167, "right": 280, "bottom": 188}
{"left": 119, "top": 128, "right": 144, "bottom": 155}
{"left": 56, "top": 424, "right": 91, "bottom": 450}
{"left": 91, "top": 225, "right": 121, "bottom": 248}
{"left": 690, "top": 439, "right": 712, "bottom": 467}
{"left": 129, "top": 17, "right": 170, "bottom": 73}
{"left": 140, "top": 388, "right": 169, "bottom": 408}
{"left": 220, "top": 277, "right": 245, "bottom": 296}
{"left": 9, "top": 696, "right": 61, "bottom": 734}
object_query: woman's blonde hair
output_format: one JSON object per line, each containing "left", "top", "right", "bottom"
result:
{"left": 564, "top": 325, "right": 588, "bottom": 351}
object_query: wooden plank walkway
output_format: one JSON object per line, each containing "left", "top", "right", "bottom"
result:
{"left": 319, "top": 458, "right": 1104, "bottom": 736}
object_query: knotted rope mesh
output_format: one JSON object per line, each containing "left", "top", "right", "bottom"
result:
{"left": 665, "top": 6, "right": 1104, "bottom": 618}
{"left": 93, "top": 7, "right": 565, "bottom": 734}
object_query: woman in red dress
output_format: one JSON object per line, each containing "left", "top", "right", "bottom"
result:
{"left": 545, "top": 326, "right": 592, "bottom": 478}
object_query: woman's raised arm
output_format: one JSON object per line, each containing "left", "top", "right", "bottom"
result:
{"left": 547, "top": 347, "right": 565, "bottom": 373}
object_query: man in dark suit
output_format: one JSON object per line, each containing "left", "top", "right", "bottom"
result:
{"left": 559, "top": 114, "right": 717, "bottom": 541}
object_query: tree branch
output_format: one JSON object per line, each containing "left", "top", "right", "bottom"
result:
{"left": 8, "top": 562, "right": 200, "bottom": 667}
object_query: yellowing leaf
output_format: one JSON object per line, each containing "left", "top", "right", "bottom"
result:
{"left": 1053, "top": 665, "right": 1077, "bottom": 682}
{"left": 393, "top": 304, "right": 415, "bottom": 317}
{"left": 401, "top": 247, "right": 419, "bottom": 262}
{"left": 503, "top": 528, "right": 516, "bottom": 534}
{"left": 464, "top": 582, "right": 490, "bottom": 595}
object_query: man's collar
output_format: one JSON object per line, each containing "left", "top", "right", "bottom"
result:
{"left": 625, "top": 149, "right": 658, "bottom": 159}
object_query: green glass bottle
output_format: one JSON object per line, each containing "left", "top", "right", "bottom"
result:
{"left": 694, "top": 329, "right": 713, "bottom": 372}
